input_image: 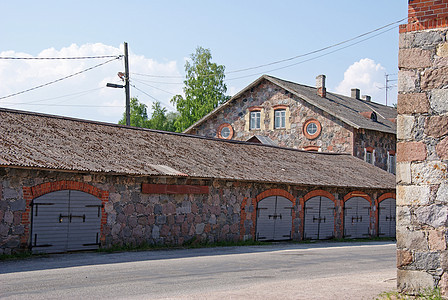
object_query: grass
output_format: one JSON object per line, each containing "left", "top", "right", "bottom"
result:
{"left": 0, "top": 250, "right": 35, "bottom": 261}
{"left": 377, "top": 288, "right": 443, "bottom": 300}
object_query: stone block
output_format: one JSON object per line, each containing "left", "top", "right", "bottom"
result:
{"left": 436, "top": 183, "right": 448, "bottom": 203}
{"left": 421, "top": 67, "right": 448, "bottom": 90}
{"left": 397, "top": 270, "right": 435, "bottom": 294}
{"left": 399, "top": 32, "right": 414, "bottom": 49}
{"left": 397, "top": 93, "right": 430, "bottom": 114}
{"left": 413, "top": 252, "right": 440, "bottom": 270}
{"left": 436, "top": 137, "right": 448, "bottom": 160}
{"left": 399, "top": 49, "right": 432, "bottom": 69}
{"left": 397, "top": 163, "right": 412, "bottom": 184}
{"left": 397, "top": 227, "right": 428, "bottom": 251}
{"left": 439, "top": 272, "right": 448, "bottom": 298}
{"left": 437, "top": 43, "right": 448, "bottom": 57}
{"left": 9, "top": 199, "right": 25, "bottom": 211}
{"left": 413, "top": 31, "right": 443, "bottom": 49}
{"left": 411, "top": 161, "right": 448, "bottom": 185}
{"left": 415, "top": 205, "right": 448, "bottom": 228}
{"left": 195, "top": 223, "right": 205, "bottom": 235}
{"left": 3, "top": 188, "right": 18, "bottom": 200}
{"left": 152, "top": 225, "right": 160, "bottom": 239}
{"left": 397, "top": 206, "right": 412, "bottom": 226}
{"left": 431, "top": 89, "right": 448, "bottom": 114}
{"left": 425, "top": 116, "right": 448, "bottom": 138}
{"left": 155, "top": 215, "right": 166, "bottom": 225}
{"left": 428, "top": 230, "right": 446, "bottom": 251}
{"left": 397, "top": 142, "right": 427, "bottom": 162}
{"left": 398, "top": 70, "right": 418, "bottom": 93}
{"left": 397, "top": 115, "right": 414, "bottom": 140}
{"left": 397, "top": 249, "right": 413, "bottom": 267}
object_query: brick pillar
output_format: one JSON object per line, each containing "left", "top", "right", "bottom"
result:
{"left": 397, "top": 0, "right": 448, "bottom": 295}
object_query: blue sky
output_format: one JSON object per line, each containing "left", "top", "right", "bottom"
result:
{"left": 0, "top": 1, "right": 408, "bottom": 123}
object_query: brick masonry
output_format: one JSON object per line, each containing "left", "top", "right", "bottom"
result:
{"left": 397, "top": 1, "right": 448, "bottom": 295}
{"left": 191, "top": 80, "right": 395, "bottom": 171}
{"left": 0, "top": 167, "right": 394, "bottom": 254}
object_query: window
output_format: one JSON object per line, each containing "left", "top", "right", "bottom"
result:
{"left": 274, "top": 109, "right": 286, "bottom": 129}
{"left": 250, "top": 111, "right": 261, "bottom": 130}
{"left": 365, "top": 147, "right": 375, "bottom": 165}
{"left": 217, "top": 123, "right": 233, "bottom": 139}
{"left": 388, "top": 151, "right": 396, "bottom": 174}
{"left": 302, "top": 119, "right": 322, "bottom": 140}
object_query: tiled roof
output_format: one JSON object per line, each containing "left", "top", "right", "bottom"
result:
{"left": 185, "top": 75, "right": 397, "bottom": 134}
{"left": 0, "top": 108, "right": 395, "bottom": 189}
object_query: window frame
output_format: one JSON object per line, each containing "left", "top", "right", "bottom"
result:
{"left": 217, "top": 123, "right": 234, "bottom": 140}
{"left": 302, "top": 119, "right": 322, "bottom": 140}
{"left": 250, "top": 110, "right": 261, "bottom": 130}
{"left": 274, "top": 109, "right": 286, "bottom": 129}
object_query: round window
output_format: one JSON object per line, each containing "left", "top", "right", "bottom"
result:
{"left": 217, "top": 123, "right": 234, "bottom": 140}
{"left": 302, "top": 119, "right": 321, "bottom": 140}
{"left": 220, "top": 127, "right": 231, "bottom": 138}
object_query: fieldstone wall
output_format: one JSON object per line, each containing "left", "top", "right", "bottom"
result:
{"left": 353, "top": 129, "right": 396, "bottom": 171}
{"left": 192, "top": 80, "right": 355, "bottom": 155}
{"left": 0, "top": 167, "right": 394, "bottom": 254}
{"left": 397, "top": 5, "right": 448, "bottom": 295}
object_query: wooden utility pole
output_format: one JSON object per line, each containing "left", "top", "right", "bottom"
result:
{"left": 124, "top": 42, "right": 130, "bottom": 126}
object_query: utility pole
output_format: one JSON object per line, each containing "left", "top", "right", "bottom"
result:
{"left": 106, "top": 42, "right": 131, "bottom": 126}
{"left": 124, "top": 42, "right": 130, "bottom": 126}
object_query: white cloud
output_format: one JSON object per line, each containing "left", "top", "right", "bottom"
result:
{"left": 335, "top": 58, "right": 391, "bottom": 105}
{"left": 0, "top": 43, "right": 183, "bottom": 123}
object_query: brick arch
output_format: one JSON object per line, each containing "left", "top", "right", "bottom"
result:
{"left": 375, "top": 192, "right": 396, "bottom": 237}
{"left": 300, "top": 190, "right": 337, "bottom": 240}
{"left": 21, "top": 180, "right": 109, "bottom": 247}
{"left": 342, "top": 191, "right": 373, "bottom": 236}
{"left": 241, "top": 189, "right": 296, "bottom": 240}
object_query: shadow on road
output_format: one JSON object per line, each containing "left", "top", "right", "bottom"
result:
{"left": 0, "top": 240, "right": 395, "bottom": 275}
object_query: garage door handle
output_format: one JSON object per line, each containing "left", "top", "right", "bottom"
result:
{"left": 70, "top": 214, "right": 86, "bottom": 222}
{"left": 59, "top": 214, "right": 70, "bottom": 223}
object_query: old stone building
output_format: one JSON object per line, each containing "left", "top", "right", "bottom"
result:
{"left": 0, "top": 108, "right": 395, "bottom": 254}
{"left": 397, "top": 0, "right": 448, "bottom": 295}
{"left": 185, "top": 75, "right": 397, "bottom": 173}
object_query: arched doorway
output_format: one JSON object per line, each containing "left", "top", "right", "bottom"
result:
{"left": 31, "top": 190, "right": 103, "bottom": 253}
{"left": 304, "top": 195, "right": 335, "bottom": 240}
{"left": 344, "top": 195, "right": 371, "bottom": 239}
{"left": 256, "top": 195, "right": 293, "bottom": 241}
{"left": 378, "top": 197, "right": 396, "bottom": 238}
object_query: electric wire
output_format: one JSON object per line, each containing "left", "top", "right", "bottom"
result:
{"left": 132, "top": 17, "right": 407, "bottom": 79}
{"left": 0, "top": 57, "right": 120, "bottom": 101}
{"left": 131, "top": 78, "right": 177, "bottom": 95}
{"left": 0, "top": 55, "right": 122, "bottom": 60}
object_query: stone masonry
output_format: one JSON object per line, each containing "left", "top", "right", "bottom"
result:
{"left": 0, "top": 167, "right": 394, "bottom": 254}
{"left": 397, "top": 0, "right": 448, "bottom": 295}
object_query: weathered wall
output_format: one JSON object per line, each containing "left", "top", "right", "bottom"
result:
{"left": 192, "top": 80, "right": 355, "bottom": 154}
{"left": 353, "top": 129, "right": 397, "bottom": 171}
{"left": 0, "top": 167, "right": 394, "bottom": 254}
{"left": 397, "top": 1, "right": 448, "bottom": 295}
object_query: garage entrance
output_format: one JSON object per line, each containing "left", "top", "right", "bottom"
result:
{"left": 304, "top": 196, "right": 335, "bottom": 240}
{"left": 256, "top": 196, "right": 293, "bottom": 241}
{"left": 344, "top": 197, "right": 370, "bottom": 238}
{"left": 31, "top": 190, "right": 102, "bottom": 253}
{"left": 378, "top": 198, "right": 396, "bottom": 238}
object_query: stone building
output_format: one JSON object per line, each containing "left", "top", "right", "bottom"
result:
{"left": 0, "top": 108, "right": 395, "bottom": 254}
{"left": 397, "top": 0, "right": 448, "bottom": 295}
{"left": 184, "top": 75, "right": 397, "bottom": 173}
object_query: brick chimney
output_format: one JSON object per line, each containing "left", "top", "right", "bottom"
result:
{"left": 316, "top": 74, "right": 326, "bottom": 98}
{"left": 351, "top": 88, "right": 360, "bottom": 99}
{"left": 362, "top": 95, "right": 371, "bottom": 102}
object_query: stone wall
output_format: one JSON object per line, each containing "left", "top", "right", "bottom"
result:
{"left": 397, "top": 1, "right": 448, "bottom": 295}
{"left": 353, "top": 129, "right": 397, "bottom": 171}
{"left": 0, "top": 167, "right": 394, "bottom": 254}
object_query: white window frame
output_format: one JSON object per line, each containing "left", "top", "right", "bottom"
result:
{"left": 250, "top": 111, "right": 261, "bottom": 130}
{"left": 388, "top": 152, "right": 396, "bottom": 174}
{"left": 364, "top": 148, "right": 375, "bottom": 165}
{"left": 274, "top": 109, "right": 286, "bottom": 129}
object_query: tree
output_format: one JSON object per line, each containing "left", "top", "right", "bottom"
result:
{"left": 118, "top": 97, "right": 150, "bottom": 128}
{"left": 171, "top": 46, "right": 229, "bottom": 132}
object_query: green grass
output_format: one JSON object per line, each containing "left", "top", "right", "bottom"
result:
{"left": 0, "top": 250, "right": 35, "bottom": 261}
{"left": 377, "top": 288, "right": 443, "bottom": 300}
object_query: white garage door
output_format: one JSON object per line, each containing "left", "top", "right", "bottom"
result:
{"left": 31, "top": 190, "right": 102, "bottom": 253}
{"left": 304, "top": 196, "right": 335, "bottom": 240}
{"left": 256, "top": 196, "right": 293, "bottom": 241}
{"left": 378, "top": 198, "right": 396, "bottom": 238}
{"left": 344, "top": 197, "right": 370, "bottom": 239}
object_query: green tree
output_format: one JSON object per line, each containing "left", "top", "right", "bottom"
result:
{"left": 148, "top": 101, "right": 178, "bottom": 131}
{"left": 118, "top": 97, "right": 150, "bottom": 128}
{"left": 171, "top": 46, "right": 229, "bottom": 132}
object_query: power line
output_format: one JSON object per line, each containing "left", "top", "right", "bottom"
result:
{"left": 132, "top": 16, "right": 407, "bottom": 80}
{"left": 0, "top": 55, "right": 122, "bottom": 60}
{"left": 131, "top": 78, "right": 177, "bottom": 95}
{"left": 14, "top": 87, "right": 105, "bottom": 105}
{"left": 0, "top": 57, "right": 120, "bottom": 101}
{"left": 0, "top": 102, "right": 122, "bottom": 108}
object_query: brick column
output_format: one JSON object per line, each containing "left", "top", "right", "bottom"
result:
{"left": 397, "top": 0, "right": 448, "bottom": 295}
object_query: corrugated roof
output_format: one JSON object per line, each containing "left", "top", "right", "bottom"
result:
{"left": 185, "top": 75, "right": 397, "bottom": 134}
{"left": 0, "top": 108, "right": 395, "bottom": 189}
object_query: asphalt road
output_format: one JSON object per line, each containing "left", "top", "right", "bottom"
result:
{"left": 0, "top": 241, "right": 396, "bottom": 300}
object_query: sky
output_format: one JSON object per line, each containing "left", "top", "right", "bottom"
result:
{"left": 0, "top": 1, "right": 408, "bottom": 123}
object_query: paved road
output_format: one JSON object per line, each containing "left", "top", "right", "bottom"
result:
{"left": 0, "top": 241, "right": 396, "bottom": 299}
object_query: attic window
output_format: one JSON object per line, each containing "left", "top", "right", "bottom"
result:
{"left": 217, "top": 123, "right": 233, "bottom": 140}
{"left": 303, "top": 119, "right": 321, "bottom": 140}
{"left": 371, "top": 112, "right": 377, "bottom": 122}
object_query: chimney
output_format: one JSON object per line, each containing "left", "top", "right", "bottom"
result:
{"left": 351, "top": 88, "right": 360, "bottom": 99}
{"left": 362, "top": 95, "right": 371, "bottom": 102}
{"left": 316, "top": 74, "right": 326, "bottom": 98}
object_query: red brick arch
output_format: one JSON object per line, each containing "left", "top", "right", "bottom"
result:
{"left": 375, "top": 192, "right": 396, "bottom": 237}
{"left": 342, "top": 191, "right": 373, "bottom": 236}
{"left": 300, "top": 190, "right": 337, "bottom": 239}
{"left": 21, "top": 180, "right": 109, "bottom": 246}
